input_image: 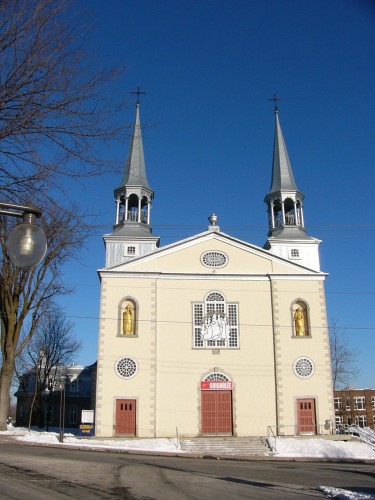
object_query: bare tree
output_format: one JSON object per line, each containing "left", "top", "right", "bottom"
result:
{"left": 15, "top": 304, "right": 81, "bottom": 430}
{"left": 0, "top": 0, "right": 127, "bottom": 430}
{"left": 329, "top": 321, "right": 360, "bottom": 390}
{"left": 0, "top": 0, "right": 126, "bottom": 204}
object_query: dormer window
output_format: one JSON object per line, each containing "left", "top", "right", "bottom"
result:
{"left": 127, "top": 246, "right": 136, "bottom": 256}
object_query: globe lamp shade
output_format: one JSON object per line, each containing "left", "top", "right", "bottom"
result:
{"left": 6, "top": 222, "right": 47, "bottom": 268}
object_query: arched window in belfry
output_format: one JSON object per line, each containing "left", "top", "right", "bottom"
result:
{"left": 118, "top": 196, "right": 125, "bottom": 221}
{"left": 284, "top": 197, "right": 295, "bottom": 225}
{"left": 272, "top": 199, "right": 283, "bottom": 227}
{"left": 120, "top": 299, "right": 136, "bottom": 336}
{"left": 127, "top": 193, "right": 139, "bottom": 222}
{"left": 140, "top": 195, "right": 149, "bottom": 223}
{"left": 292, "top": 300, "right": 310, "bottom": 337}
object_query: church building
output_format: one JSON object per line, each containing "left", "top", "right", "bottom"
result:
{"left": 95, "top": 98, "right": 334, "bottom": 438}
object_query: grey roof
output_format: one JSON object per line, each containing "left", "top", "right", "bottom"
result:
{"left": 267, "top": 226, "right": 312, "bottom": 240}
{"left": 268, "top": 110, "right": 298, "bottom": 194}
{"left": 118, "top": 102, "right": 151, "bottom": 190}
{"left": 112, "top": 222, "right": 154, "bottom": 237}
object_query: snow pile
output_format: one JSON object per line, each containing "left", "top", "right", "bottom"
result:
{"left": 5, "top": 424, "right": 181, "bottom": 452}
{"left": 319, "top": 486, "right": 375, "bottom": 499}
{"left": 268, "top": 436, "right": 375, "bottom": 460}
{"left": 347, "top": 427, "right": 375, "bottom": 449}
{"left": 2, "top": 424, "right": 375, "bottom": 459}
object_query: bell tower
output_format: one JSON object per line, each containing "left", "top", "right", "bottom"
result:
{"left": 264, "top": 97, "right": 321, "bottom": 271}
{"left": 104, "top": 90, "right": 159, "bottom": 268}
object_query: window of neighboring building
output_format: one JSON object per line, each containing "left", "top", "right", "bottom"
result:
{"left": 193, "top": 291, "right": 238, "bottom": 349}
{"left": 70, "top": 379, "right": 79, "bottom": 392}
{"left": 127, "top": 246, "right": 136, "bottom": 256}
{"left": 372, "top": 397, "right": 375, "bottom": 410}
{"left": 335, "top": 416, "right": 343, "bottom": 428}
{"left": 354, "top": 397, "right": 365, "bottom": 410}
{"left": 334, "top": 397, "right": 342, "bottom": 411}
{"left": 355, "top": 415, "right": 367, "bottom": 428}
{"left": 345, "top": 397, "right": 351, "bottom": 410}
{"left": 70, "top": 406, "right": 78, "bottom": 424}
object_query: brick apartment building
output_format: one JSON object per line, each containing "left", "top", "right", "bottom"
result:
{"left": 334, "top": 388, "right": 375, "bottom": 429}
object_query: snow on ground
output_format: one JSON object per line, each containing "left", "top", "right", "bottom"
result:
{"left": 268, "top": 436, "right": 375, "bottom": 460}
{"left": 2, "top": 425, "right": 375, "bottom": 499}
{"left": 2, "top": 425, "right": 181, "bottom": 453}
{"left": 1, "top": 424, "right": 375, "bottom": 459}
{"left": 319, "top": 486, "right": 375, "bottom": 499}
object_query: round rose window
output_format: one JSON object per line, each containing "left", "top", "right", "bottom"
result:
{"left": 293, "top": 357, "right": 314, "bottom": 379}
{"left": 115, "top": 357, "right": 138, "bottom": 379}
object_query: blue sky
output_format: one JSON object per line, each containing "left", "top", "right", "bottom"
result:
{"left": 59, "top": 0, "right": 375, "bottom": 388}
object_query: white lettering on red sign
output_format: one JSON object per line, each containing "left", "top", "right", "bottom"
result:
{"left": 201, "top": 381, "right": 232, "bottom": 390}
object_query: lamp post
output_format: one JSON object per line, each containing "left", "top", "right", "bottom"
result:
{"left": 0, "top": 201, "right": 47, "bottom": 268}
{"left": 58, "top": 375, "right": 66, "bottom": 443}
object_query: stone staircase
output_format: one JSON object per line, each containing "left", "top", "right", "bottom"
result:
{"left": 179, "top": 436, "right": 270, "bottom": 457}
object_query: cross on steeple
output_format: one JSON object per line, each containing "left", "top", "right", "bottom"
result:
{"left": 268, "top": 93, "right": 282, "bottom": 112}
{"left": 130, "top": 86, "right": 146, "bottom": 104}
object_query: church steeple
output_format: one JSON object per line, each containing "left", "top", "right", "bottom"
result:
{"left": 103, "top": 95, "right": 159, "bottom": 269}
{"left": 114, "top": 99, "right": 153, "bottom": 233}
{"left": 264, "top": 100, "right": 321, "bottom": 271}
{"left": 264, "top": 106, "right": 306, "bottom": 238}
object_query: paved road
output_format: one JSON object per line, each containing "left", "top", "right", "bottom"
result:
{"left": 0, "top": 441, "right": 374, "bottom": 499}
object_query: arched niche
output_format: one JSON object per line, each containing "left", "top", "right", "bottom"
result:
{"left": 292, "top": 300, "right": 310, "bottom": 337}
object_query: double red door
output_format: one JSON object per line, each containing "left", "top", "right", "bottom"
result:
{"left": 297, "top": 398, "right": 316, "bottom": 434}
{"left": 201, "top": 390, "right": 232, "bottom": 434}
{"left": 116, "top": 399, "right": 136, "bottom": 435}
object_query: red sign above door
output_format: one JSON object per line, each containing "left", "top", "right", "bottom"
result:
{"left": 201, "top": 381, "right": 232, "bottom": 390}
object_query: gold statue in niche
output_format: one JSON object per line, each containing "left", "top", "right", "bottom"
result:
{"left": 294, "top": 307, "right": 305, "bottom": 336}
{"left": 122, "top": 302, "right": 135, "bottom": 335}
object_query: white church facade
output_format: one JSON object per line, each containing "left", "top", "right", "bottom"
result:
{"left": 95, "top": 98, "right": 334, "bottom": 438}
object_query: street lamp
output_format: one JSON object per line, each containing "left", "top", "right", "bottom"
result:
{"left": 0, "top": 202, "right": 47, "bottom": 268}
{"left": 58, "top": 375, "right": 67, "bottom": 443}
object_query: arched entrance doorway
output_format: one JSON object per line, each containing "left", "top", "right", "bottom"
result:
{"left": 200, "top": 372, "right": 233, "bottom": 435}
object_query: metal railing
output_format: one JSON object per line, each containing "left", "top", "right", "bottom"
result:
{"left": 267, "top": 423, "right": 330, "bottom": 438}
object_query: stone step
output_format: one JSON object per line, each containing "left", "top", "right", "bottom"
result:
{"left": 179, "top": 437, "right": 269, "bottom": 456}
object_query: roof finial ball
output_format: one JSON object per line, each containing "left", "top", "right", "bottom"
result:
{"left": 208, "top": 213, "right": 220, "bottom": 231}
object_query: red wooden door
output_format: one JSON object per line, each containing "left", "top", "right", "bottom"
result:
{"left": 297, "top": 398, "right": 316, "bottom": 434}
{"left": 201, "top": 391, "right": 232, "bottom": 434}
{"left": 116, "top": 399, "right": 136, "bottom": 435}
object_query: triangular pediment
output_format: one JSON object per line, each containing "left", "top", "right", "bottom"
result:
{"left": 99, "top": 230, "right": 324, "bottom": 277}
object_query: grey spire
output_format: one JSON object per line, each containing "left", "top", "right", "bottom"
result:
{"left": 113, "top": 100, "right": 155, "bottom": 236}
{"left": 264, "top": 107, "right": 306, "bottom": 238}
{"left": 268, "top": 109, "right": 298, "bottom": 194}
{"left": 263, "top": 104, "right": 322, "bottom": 272}
{"left": 120, "top": 102, "right": 151, "bottom": 190}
